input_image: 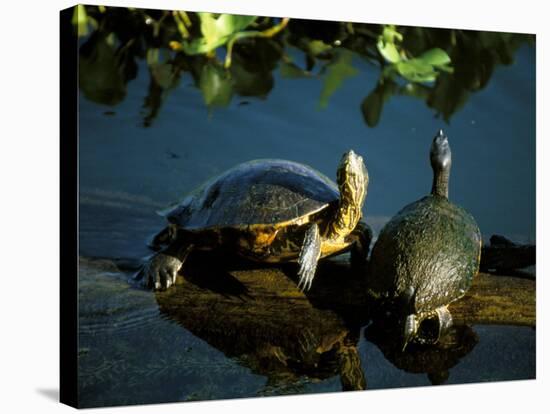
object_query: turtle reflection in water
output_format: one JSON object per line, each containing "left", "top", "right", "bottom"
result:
{"left": 153, "top": 259, "right": 368, "bottom": 392}
{"left": 368, "top": 130, "right": 482, "bottom": 349}
{"left": 365, "top": 321, "right": 478, "bottom": 385}
{"left": 136, "top": 150, "right": 372, "bottom": 291}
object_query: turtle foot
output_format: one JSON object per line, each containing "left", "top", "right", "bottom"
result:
{"left": 409, "top": 306, "right": 453, "bottom": 347}
{"left": 134, "top": 243, "right": 194, "bottom": 291}
{"left": 139, "top": 253, "right": 183, "bottom": 290}
{"left": 350, "top": 221, "right": 373, "bottom": 266}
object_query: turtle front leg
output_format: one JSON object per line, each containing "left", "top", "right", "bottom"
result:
{"left": 402, "top": 313, "right": 418, "bottom": 351}
{"left": 297, "top": 223, "right": 322, "bottom": 291}
{"left": 134, "top": 242, "right": 194, "bottom": 290}
{"left": 349, "top": 221, "right": 373, "bottom": 266}
{"left": 402, "top": 306, "right": 453, "bottom": 349}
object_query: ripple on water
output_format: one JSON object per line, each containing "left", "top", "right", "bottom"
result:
{"left": 78, "top": 257, "right": 165, "bottom": 336}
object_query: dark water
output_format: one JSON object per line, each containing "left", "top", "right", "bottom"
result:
{"left": 77, "top": 41, "right": 536, "bottom": 407}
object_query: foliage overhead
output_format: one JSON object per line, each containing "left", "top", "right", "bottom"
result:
{"left": 74, "top": 6, "right": 533, "bottom": 127}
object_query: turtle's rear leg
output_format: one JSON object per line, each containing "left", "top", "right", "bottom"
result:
{"left": 134, "top": 242, "right": 194, "bottom": 290}
{"left": 349, "top": 221, "right": 373, "bottom": 266}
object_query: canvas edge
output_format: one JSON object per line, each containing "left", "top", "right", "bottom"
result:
{"left": 60, "top": 5, "right": 79, "bottom": 409}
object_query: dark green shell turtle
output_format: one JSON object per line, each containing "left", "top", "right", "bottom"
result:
{"left": 136, "top": 151, "right": 372, "bottom": 291}
{"left": 368, "top": 130, "right": 481, "bottom": 349}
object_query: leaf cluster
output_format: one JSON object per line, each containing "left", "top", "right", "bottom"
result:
{"left": 75, "top": 6, "right": 532, "bottom": 127}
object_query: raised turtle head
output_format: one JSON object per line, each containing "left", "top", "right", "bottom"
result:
{"left": 430, "top": 129, "right": 452, "bottom": 198}
{"left": 328, "top": 150, "right": 369, "bottom": 239}
{"left": 336, "top": 150, "right": 368, "bottom": 207}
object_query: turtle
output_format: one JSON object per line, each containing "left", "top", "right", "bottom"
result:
{"left": 367, "top": 130, "right": 482, "bottom": 350}
{"left": 135, "top": 150, "right": 372, "bottom": 291}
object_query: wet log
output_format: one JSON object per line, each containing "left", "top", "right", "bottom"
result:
{"left": 448, "top": 273, "right": 535, "bottom": 326}
{"left": 480, "top": 235, "right": 536, "bottom": 275}
{"left": 162, "top": 257, "right": 536, "bottom": 328}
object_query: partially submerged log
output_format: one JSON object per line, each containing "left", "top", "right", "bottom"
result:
{"left": 156, "top": 256, "right": 535, "bottom": 328}
{"left": 449, "top": 273, "right": 535, "bottom": 326}
{"left": 480, "top": 235, "right": 536, "bottom": 276}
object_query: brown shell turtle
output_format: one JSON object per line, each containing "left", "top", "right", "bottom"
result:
{"left": 136, "top": 151, "right": 372, "bottom": 291}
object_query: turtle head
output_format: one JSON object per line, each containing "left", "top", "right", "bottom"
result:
{"left": 336, "top": 150, "right": 369, "bottom": 207}
{"left": 329, "top": 150, "right": 368, "bottom": 239}
{"left": 430, "top": 129, "right": 452, "bottom": 198}
{"left": 430, "top": 129, "right": 452, "bottom": 171}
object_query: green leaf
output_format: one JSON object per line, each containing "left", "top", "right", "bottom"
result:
{"left": 183, "top": 13, "right": 257, "bottom": 55}
{"left": 72, "top": 5, "right": 89, "bottom": 37}
{"left": 361, "top": 87, "right": 384, "bottom": 127}
{"left": 377, "top": 40, "right": 401, "bottom": 63}
{"left": 199, "top": 63, "right": 233, "bottom": 108}
{"left": 307, "top": 40, "right": 332, "bottom": 57}
{"left": 280, "top": 61, "right": 309, "bottom": 78}
{"left": 217, "top": 14, "right": 257, "bottom": 36}
{"left": 319, "top": 50, "right": 358, "bottom": 108}
{"left": 399, "top": 83, "right": 431, "bottom": 100}
{"left": 392, "top": 48, "right": 453, "bottom": 83}
{"left": 377, "top": 25, "right": 403, "bottom": 63}
{"left": 146, "top": 48, "right": 159, "bottom": 65}
{"left": 395, "top": 59, "right": 438, "bottom": 83}
{"left": 417, "top": 48, "right": 451, "bottom": 67}
{"left": 151, "top": 63, "right": 179, "bottom": 90}
{"left": 230, "top": 55, "right": 274, "bottom": 97}
{"left": 427, "top": 72, "right": 469, "bottom": 122}
{"left": 79, "top": 36, "right": 126, "bottom": 105}
{"left": 360, "top": 80, "right": 397, "bottom": 127}
{"left": 381, "top": 25, "right": 403, "bottom": 43}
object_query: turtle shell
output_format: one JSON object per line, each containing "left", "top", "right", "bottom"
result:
{"left": 163, "top": 159, "right": 340, "bottom": 230}
{"left": 368, "top": 195, "right": 482, "bottom": 313}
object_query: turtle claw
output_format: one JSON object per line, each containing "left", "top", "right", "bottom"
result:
{"left": 297, "top": 264, "right": 316, "bottom": 291}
